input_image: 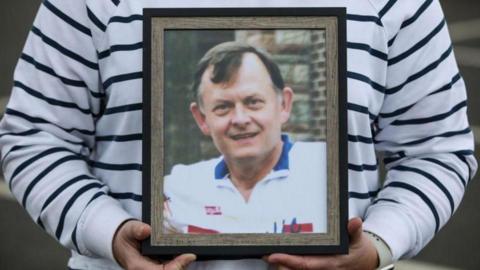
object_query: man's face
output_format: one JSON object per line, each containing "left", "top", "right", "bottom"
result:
{"left": 190, "top": 52, "right": 293, "bottom": 163}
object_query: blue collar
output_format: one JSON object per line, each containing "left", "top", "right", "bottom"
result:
{"left": 214, "top": 134, "right": 293, "bottom": 180}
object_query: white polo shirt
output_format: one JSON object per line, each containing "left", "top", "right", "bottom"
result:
{"left": 164, "top": 136, "right": 327, "bottom": 234}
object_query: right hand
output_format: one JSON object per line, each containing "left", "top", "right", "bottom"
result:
{"left": 113, "top": 220, "right": 196, "bottom": 270}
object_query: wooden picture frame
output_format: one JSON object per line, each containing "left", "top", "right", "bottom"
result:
{"left": 142, "top": 7, "right": 347, "bottom": 259}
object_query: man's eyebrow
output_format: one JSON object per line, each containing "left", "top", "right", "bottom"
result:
{"left": 212, "top": 98, "right": 232, "bottom": 103}
{"left": 244, "top": 94, "right": 262, "bottom": 99}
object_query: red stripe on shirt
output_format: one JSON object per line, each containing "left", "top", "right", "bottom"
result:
{"left": 283, "top": 223, "right": 313, "bottom": 233}
{"left": 187, "top": 225, "right": 219, "bottom": 234}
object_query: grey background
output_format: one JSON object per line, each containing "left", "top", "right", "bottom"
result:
{"left": 0, "top": 1, "right": 479, "bottom": 269}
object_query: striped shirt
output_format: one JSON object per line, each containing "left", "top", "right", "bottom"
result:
{"left": 0, "top": 0, "right": 476, "bottom": 269}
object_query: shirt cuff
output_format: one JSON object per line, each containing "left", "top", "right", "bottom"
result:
{"left": 76, "top": 195, "right": 133, "bottom": 262}
{"left": 363, "top": 204, "right": 417, "bottom": 261}
{"left": 364, "top": 231, "right": 394, "bottom": 269}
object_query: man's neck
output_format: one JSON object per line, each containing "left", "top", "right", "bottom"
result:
{"left": 226, "top": 141, "right": 284, "bottom": 202}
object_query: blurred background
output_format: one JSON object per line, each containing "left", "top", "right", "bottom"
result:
{"left": 0, "top": 1, "right": 478, "bottom": 269}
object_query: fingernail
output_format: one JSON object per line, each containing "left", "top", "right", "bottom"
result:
{"left": 186, "top": 253, "right": 197, "bottom": 261}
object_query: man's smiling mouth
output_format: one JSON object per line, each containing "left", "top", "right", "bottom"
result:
{"left": 230, "top": 132, "right": 258, "bottom": 140}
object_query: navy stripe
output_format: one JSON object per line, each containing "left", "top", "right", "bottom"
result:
{"left": 38, "top": 218, "right": 45, "bottom": 230}
{"left": 109, "top": 14, "right": 143, "bottom": 24}
{"left": 376, "top": 127, "right": 471, "bottom": 146}
{"left": 347, "top": 103, "right": 376, "bottom": 120}
{"left": 453, "top": 151, "right": 474, "bottom": 182}
{"left": 347, "top": 71, "right": 385, "bottom": 93}
{"left": 5, "top": 108, "right": 95, "bottom": 136}
{"left": 43, "top": 0, "right": 91, "bottom": 36}
{"left": 111, "top": 0, "right": 120, "bottom": 6}
{"left": 31, "top": 26, "right": 98, "bottom": 70}
{"left": 388, "top": 19, "right": 446, "bottom": 66}
{"left": 1, "top": 137, "right": 85, "bottom": 167}
{"left": 98, "top": 42, "right": 143, "bottom": 59}
{"left": 22, "top": 155, "right": 85, "bottom": 206}
{"left": 379, "top": 73, "right": 462, "bottom": 118}
{"left": 9, "top": 147, "right": 73, "bottom": 190}
{"left": 0, "top": 129, "right": 84, "bottom": 149}
{"left": 71, "top": 220, "right": 81, "bottom": 253}
{"left": 349, "top": 163, "right": 378, "bottom": 172}
{"left": 379, "top": 104, "right": 414, "bottom": 119}
{"left": 388, "top": 35, "right": 397, "bottom": 47}
{"left": 88, "top": 160, "right": 142, "bottom": 171}
{"left": 104, "top": 103, "right": 142, "bottom": 115}
{"left": 38, "top": 175, "right": 94, "bottom": 216}
{"left": 391, "top": 100, "right": 467, "bottom": 126}
{"left": 2, "top": 145, "right": 30, "bottom": 163}
{"left": 453, "top": 150, "right": 475, "bottom": 156}
{"left": 0, "top": 129, "right": 41, "bottom": 139}
{"left": 347, "top": 42, "right": 388, "bottom": 61}
{"left": 103, "top": 72, "right": 143, "bottom": 90}
{"left": 386, "top": 45, "right": 453, "bottom": 95}
{"left": 400, "top": 0, "right": 433, "bottom": 29}
{"left": 96, "top": 133, "right": 142, "bottom": 142}
{"left": 55, "top": 182, "right": 103, "bottom": 239}
{"left": 372, "top": 198, "right": 399, "bottom": 205}
{"left": 14, "top": 81, "right": 94, "bottom": 116}
{"left": 391, "top": 165, "right": 455, "bottom": 214}
{"left": 383, "top": 155, "right": 404, "bottom": 165}
{"left": 347, "top": 14, "right": 382, "bottom": 26}
{"left": 20, "top": 53, "right": 86, "bottom": 87}
{"left": 429, "top": 73, "right": 462, "bottom": 96}
{"left": 87, "top": 7, "right": 106, "bottom": 32}
{"left": 421, "top": 158, "right": 466, "bottom": 187}
{"left": 349, "top": 190, "right": 380, "bottom": 199}
{"left": 348, "top": 134, "right": 373, "bottom": 144}
{"left": 5, "top": 145, "right": 28, "bottom": 152}
{"left": 20, "top": 54, "right": 104, "bottom": 98}
{"left": 109, "top": 192, "right": 142, "bottom": 202}
{"left": 71, "top": 190, "right": 105, "bottom": 253}
{"left": 379, "top": 0, "right": 397, "bottom": 19}
{"left": 386, "top": 181, "right": 440, "bottom": 233}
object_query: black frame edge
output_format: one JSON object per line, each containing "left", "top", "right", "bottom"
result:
{"left": 141, "top": 7, "right": 153, "bottom": 254}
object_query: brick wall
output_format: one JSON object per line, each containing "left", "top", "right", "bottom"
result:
{"left": 236, "top": 30, "right": 327, "bottom": 141}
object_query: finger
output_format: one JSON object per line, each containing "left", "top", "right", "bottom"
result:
{"left": 267, "top": 254, "right": 309, "bottom": 269}
{"left": 165, "top": 254, "right": 197, "bottom": 270}
{"left": 347, "top": 217, "right": 363, "bottom": 245}
{"left": 277, "top": 265, "right": 293, "bottom": 270}
{"left": 123, "top": 253, "right": 163, "bottom": 270}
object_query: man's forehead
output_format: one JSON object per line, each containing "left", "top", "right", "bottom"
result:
{"left": 200, "top": 53, "right": 273, "bottom": 90}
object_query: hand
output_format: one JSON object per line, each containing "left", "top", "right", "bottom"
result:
{"left": 113, "top": 220, "right": 196, "bottom": 270}
{"left": 265, "top": 217, "right": 378, "bottom": 270}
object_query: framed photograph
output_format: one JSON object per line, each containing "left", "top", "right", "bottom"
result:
{"left": 142, "top": 8, "right": 347, "bottom": 259}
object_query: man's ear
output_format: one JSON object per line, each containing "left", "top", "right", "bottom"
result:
{"left": 190, "top": 102, "right": 211, "bottom": 136}
{"left": 280, "top": 87, "right": 294, "bottom": 124}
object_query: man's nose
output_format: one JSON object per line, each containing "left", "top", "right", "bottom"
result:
{"left": 231, "top": 106, "right": 251, "bottom": 126}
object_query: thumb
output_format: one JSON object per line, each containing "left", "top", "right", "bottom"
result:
{"left": 348, "top": 217, "right": 363, "bottom": 244}
{"left": 128, "top": 220, "right": 152, "bottom": 241}
{"left": 166, "top": 253, "right": 197, "bottom": 270}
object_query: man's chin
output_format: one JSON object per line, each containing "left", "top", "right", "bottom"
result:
{"left": 227, "top": 151, "right": 261, "bottom": 163}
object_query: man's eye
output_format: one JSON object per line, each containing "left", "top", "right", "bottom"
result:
{"left": 213, "top": 104, "right": 230, "bottom": 114}
{"left": 246, "top": 99, "right": 264, "bottom": 108}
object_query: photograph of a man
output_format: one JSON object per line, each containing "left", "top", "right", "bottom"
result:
{"left": 163, "top": 41, "right": 327, "bottom": 234}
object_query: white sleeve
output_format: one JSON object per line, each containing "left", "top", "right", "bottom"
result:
{"left": 362, "top": 0, "right": 477, "bottom": 260}
{"left": 0, "top": 0, "right": 132, "bottom": 261}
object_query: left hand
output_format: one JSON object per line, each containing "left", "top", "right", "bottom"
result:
{"left": 264, "top": 217, "right": 378, "bottom": 270}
